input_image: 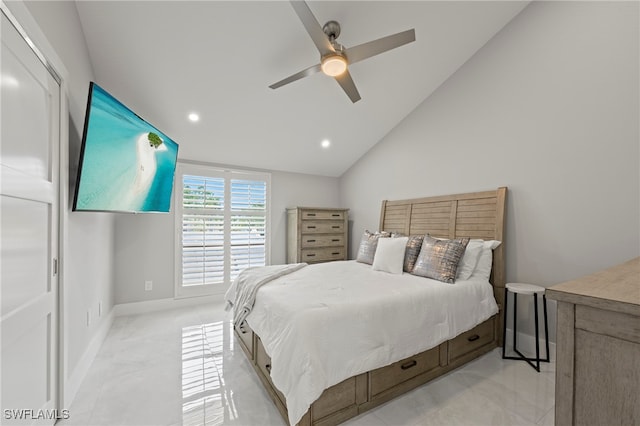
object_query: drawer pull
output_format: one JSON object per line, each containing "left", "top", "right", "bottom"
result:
{"left": 265, "top": 364, "right": 271, "bottom": 373}
{"left": 332, "top": 214, "right": 340, "bottom": 217}
{"left": 401, "top": 360, "right": 417, "bottom": 370}
{"left": 332, "top": 252, "right": 340, "bottom": 255}
{"left": 332, "top": 239, "right": 340, "bottom": 242}
{"left": 307, "top": 239, "right": 316, "bottom": 243}
{"left": 332, "top": 225, "right": 340, "bottom": 229}
{"left": 467, "top": 334, "right": 480, "bottom": 342}
{"left": 308, "top": 226, "right": 316, "bottom": 229}
{"left": 306, "top": 254, "right": 316, "bottom": 257}
{"left": 308, "top": 213, "right": 316, "bottom": 217}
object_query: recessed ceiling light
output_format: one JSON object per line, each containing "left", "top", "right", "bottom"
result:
{"left": 321, "top": 139, "right": 331, "bottom": 148}
{"left": 188, "top": 113, "right": 199, "bottom": 122}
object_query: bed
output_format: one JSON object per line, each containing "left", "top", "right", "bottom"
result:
{"left": 229, "top": 187, "right": 507, "bottom": 426}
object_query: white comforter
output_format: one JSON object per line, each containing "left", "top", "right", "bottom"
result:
{"left": 235, "top": 260, "right": 499, "bottom": 425}
{"left": 225, "top": 262, "right": 307, "bottom": 326}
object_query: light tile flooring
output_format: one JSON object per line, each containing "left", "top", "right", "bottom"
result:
{"left": 59, "top": 302, "right": 555, "bottom": 426}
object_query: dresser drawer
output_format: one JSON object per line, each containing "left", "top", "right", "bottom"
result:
{"left": 449, "top": 318, "right": 495, "bottom": 361}
{"left": 301, "top": 247, "right": 345, "bottom": 263}
{"left": 256, "top": 338, "right": 286, "bottom": 405}
{"left": 301, "top": 220, "right": 344, "bottom": 234}
{"left": 235, "top": 321, "right": 253, "bottom": 359}
{"left": 301, "top": 210, "right": 345, "bottom": 220}
{"left": 370, "top": 346, "right": 440, "bottom": 396}
{"left": 301, "top": 234, "right": 345, "bottom": 248}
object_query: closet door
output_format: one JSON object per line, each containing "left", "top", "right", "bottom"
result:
{"left": 1, "top": 8, "right": 60, "bottom": 424}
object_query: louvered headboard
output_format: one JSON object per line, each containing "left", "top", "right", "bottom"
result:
{"left": 379, "top": 187, "right": 507, "bottom": 345}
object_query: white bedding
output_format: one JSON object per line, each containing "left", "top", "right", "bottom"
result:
{"left": 235, "top": 260, "right": 499, "bottom": 425}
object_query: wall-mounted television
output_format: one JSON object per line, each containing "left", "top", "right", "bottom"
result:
{"left": 73, "top": 82, "right": 179, "bottom": 213}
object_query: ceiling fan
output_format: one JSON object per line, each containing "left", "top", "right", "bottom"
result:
{"left": 269, "top": 1, "right": 416, "bottom": 103}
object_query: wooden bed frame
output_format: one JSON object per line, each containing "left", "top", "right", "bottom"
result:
{"left": 235, "top": 187, "right": 507, "bottom": 426}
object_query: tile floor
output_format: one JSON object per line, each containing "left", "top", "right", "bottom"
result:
{"left": 59, "top": 302, "right": 555, "bottom": 426}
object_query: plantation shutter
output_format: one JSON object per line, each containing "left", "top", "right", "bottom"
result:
{"left": 230, "top": 179, "right": 267, "bottom": 281}
{"left": 175, "top": 165, "right": 270, "bottom": 298}
{"left": 182, "top": 175, "right": 225, "bottom": 286}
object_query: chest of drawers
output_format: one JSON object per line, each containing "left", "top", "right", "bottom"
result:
{"left": 546, "top": 257, "right": 640, "bottom": 426}
{"left": 287, "top": 207, "right": 349, "bottom": 264}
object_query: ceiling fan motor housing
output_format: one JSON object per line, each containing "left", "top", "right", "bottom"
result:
{"left": 323, "top": 20, "right": 341, "bottom": 41}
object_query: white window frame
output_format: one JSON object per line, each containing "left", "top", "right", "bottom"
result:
{"left": 174, "top": 162, "right": 271, "bottom": 299}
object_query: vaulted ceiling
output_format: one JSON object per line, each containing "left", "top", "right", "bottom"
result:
{"left": 75, "top": 1, "right": 528, "bottom": 177}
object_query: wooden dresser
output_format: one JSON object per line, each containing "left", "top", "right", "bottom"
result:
{"left": 546, "top": 257, "right": 640, "bottom": 426}
{"left": 286, "top": 207, "right": 348, "bottom": 264}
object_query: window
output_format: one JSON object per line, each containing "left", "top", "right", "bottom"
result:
{"left": 175, "top": 164, "right": 270, "bottom": 298}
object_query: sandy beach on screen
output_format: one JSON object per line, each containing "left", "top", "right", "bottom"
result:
{"left": 130, "top": 133, "right": 158, "bottom": 198}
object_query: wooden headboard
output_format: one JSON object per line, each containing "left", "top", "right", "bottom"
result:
{"left": 379, "top": 187, "right": 507, "bottom": 345}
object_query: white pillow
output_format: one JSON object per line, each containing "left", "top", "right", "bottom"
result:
{"left": 456, "top": 244, "right": 483, "bottom": 280}
{"left": 477, "top": 239, "right": 502, "bottom": 250}
{"left": 372, "top": 236, "right": 409, "bottom": 274}
{"left": 469, "top": 240, "right": 502, "bottom": 281}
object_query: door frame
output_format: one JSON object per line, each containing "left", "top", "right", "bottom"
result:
{"left": 1, "top": 0, "right": 70, "bottom": 411}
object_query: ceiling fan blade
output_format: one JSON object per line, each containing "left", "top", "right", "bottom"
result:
{"left": 269, "top": 63, "right": 322, "bottom": 89}
{"left": 289, "top": 1, "right": 335, "bottom": 56}
{"left": 335, "top": 70, "right": 361, "bottom": 103}
{"left": 346, "top": 29, "right": 416, "bottom": 65}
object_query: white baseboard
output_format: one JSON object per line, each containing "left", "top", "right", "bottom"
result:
{"left": 504, "top": 328, "right": 556, "bottom": 362}
{"left": 64, "top": 308, "right": 114, "bottom": 407}
{"left": 113, "top": 294, "right": 223, "bottom": 317}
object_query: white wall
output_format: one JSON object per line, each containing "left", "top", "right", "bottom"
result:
{"left": 19, "top": 0, "right": 115, "bottom": 403}
{"left": 114, "top": 167, "right": 340, "bottom": 304}
{"left": 339, "top": 2, "right": 639, "bottom": 339}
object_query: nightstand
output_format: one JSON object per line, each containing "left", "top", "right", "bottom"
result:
{"left": 501, "top": 282, "right": 550, "bottom": 372}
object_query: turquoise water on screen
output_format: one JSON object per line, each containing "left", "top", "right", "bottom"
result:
{"left": 75, "top": 83, "right": 179, "bottom": 212}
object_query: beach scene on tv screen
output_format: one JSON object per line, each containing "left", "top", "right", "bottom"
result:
{"left": 75, "top": 84, "right": 179, "bottom": 212}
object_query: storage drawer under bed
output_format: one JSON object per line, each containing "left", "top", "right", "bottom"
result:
{"left": 369, "top": 345, "right": 440, "bottom": 397}
{"left": 448, "top": 318, "right": 495, "bottom": 362}
{"left": 255, "top": 337, "right": 362, "bottom": 422}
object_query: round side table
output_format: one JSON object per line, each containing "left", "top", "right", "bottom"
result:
{"left": 501, "top": 282, "right": 550, "bottom": 372}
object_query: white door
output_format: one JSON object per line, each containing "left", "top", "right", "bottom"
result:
{"left": 1, "top": 8, "right": 60, "bottom": 425}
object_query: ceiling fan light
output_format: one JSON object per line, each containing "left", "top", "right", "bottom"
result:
{"left": 321, "top": 55, "right": 348, "bottom": 77}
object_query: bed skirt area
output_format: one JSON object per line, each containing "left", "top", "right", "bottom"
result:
{"left": 234, "top": 315, "right": 498, "bottom": 426}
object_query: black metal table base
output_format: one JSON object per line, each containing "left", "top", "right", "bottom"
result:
{"left": 501, "top": 288, "right": 550, "bottom": 372}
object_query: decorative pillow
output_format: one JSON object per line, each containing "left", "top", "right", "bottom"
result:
{"left": 411, "top": 235, "right": 470, "bottom": 283}
{"left": 403, "top": 235, "right": 425, "bottom": 272}
{"left": 372, "top": 236, "right": 409, "bottom": 274}
{"left": 356, "top": 230, "right": 390, "bottom": 265}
